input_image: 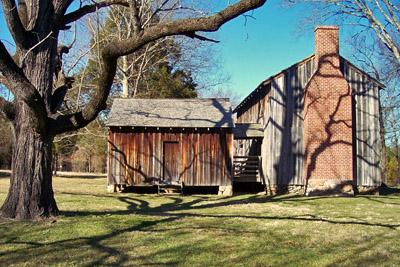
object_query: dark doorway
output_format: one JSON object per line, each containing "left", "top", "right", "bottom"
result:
{"left": 163, "top": 141, "right": 180, "bottom": 182}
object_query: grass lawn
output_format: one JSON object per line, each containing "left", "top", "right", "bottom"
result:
{"left": 0, "top": 177, "right": 400, "bottom": 266}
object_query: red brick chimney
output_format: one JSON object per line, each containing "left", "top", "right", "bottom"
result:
{"left": 303, "top": 26, "right": 353, "bottom": 195}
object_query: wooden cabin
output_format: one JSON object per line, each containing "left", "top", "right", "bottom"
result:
{"left": 233, "top": 26, "right": 384, "bottom": 195}
{"left": 107, "top": 98, "right": 234, "bottom": 195}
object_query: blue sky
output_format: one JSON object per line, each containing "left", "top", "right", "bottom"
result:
{"left": 0, "top": 0, "right": 356, "bottom": 99}
{"left": 215, "top": 0, "right": 354, "bottom": 97}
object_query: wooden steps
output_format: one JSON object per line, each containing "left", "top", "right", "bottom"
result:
{"left": 233, "top": 156, "right": 262, "bottom": 183}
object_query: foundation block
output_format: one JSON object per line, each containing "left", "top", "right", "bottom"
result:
{"left": 218, "top": 185, "right": 233, "bottom": 196}
{"left": 306, "top": 179, "right": 354, "bottom": 196}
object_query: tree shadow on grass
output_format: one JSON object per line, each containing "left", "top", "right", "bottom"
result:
{"left": 379, "top": 185, "right": 400, "bottom": 196}
{"left": 0, "top": 217, "right": 179, "bottom": 266}
{"left": 2, "top": 192, "right": 400, "bottom": 266}
{"left": 58, "top": 192, "right": 400, "bottom": 230}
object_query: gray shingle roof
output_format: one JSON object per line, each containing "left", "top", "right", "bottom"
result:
{"left": 107, "top": 98, "right": 234, "bottom": 128}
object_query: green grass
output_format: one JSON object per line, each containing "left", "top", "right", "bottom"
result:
{"left": 1, "top": 177, "right": 400, "bottom": 266}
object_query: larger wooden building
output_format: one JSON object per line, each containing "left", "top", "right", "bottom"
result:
{"left": 234, "top": 26, "right": 383, "bottom": 195}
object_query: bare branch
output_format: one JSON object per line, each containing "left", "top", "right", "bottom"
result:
{"left": 1, "top": 0, "right": 30, "bottom": 47}
{"left": 185, "top": 32, "right": 220, "bottom": 43}
{"left": 61, "top": 0, "right": 129, "bottom": 27}
{"left": 21, "top": 30, "right": 53, "bottom": 64}
{"left": 341, "top": 0, "right": 400, "bottom": 65}
{"left": 0, "top": 41, "right": 47, "bottom": 127}
{"left": 382, "top": 0, "right": 400, "bottom": 33}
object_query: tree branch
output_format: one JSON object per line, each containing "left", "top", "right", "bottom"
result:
{"left": 50, "top": 0, "right": 267, "bottom": 134}
{"left": 49, "top": 55, "right": 117, "bottom": 134}
{"left": 0, "top": 41, "right": 47, "bottom": 129}
{"left": 61, "top": 0, "right": 130, "bottom": 28}
{"left": 352, "top": 0, "right": 400, "bottom": 65}
{"left": 53, "top": 0, "right": 73, "bottom": 19}
{"left": 1, "top": 0, "right": 30, "bottom": 47}
{"left": 185, "top": 32, "right": 220, "bottom": 43}
{"left": 105, "top": 0, "right": 266, "bottom": 57}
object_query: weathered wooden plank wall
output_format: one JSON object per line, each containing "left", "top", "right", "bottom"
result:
{"left": 235, "top": 58, "right": 315, "bottom": 187}
{"left": 108, "top": 128, "right": 233, "bottom": 187}
{"left": 236, "top": 85, "right": 269, "bottom": 124}
{"left": 264, "top": 59, "right": 315, "bottom": 186}
{"left": 341, "top": 60, "right": 382, "bottom": 186}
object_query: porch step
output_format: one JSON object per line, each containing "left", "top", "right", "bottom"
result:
{"left": 233, "top": 156, "right": 262, "bottom": 183}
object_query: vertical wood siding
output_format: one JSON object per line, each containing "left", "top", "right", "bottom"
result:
{"left": 236, "top": 59, "right": 315, "bottom": 186}
{"left": 236, "top": 86, "right": 269, "bottom": 124}
{"left": 264, "top": 59, "right": 316, "bottom": 186}
{"left": 341, "top": 60, "right": 382, "bottom": 186}
{"left": 108, "top": 128, "right": 233, "bottom": 186}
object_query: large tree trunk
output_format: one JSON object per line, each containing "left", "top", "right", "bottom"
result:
{"left": 0, "top": 28, "right": 59, "bottom": 219}
{"left": 0, "top": 106, "right": 58, "bottom": 219}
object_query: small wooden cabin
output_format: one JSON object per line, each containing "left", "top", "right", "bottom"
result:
{"left": 107, "top": 98, "right": 234, "bottom": 195}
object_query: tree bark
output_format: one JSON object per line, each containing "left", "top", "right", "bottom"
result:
{"left": 0, "top": 105, "right": 58, "bottom": 219}
{"left": 0, "top": 25, "right": 58, "bottom": 219}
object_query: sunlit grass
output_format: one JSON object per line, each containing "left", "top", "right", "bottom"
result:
{"left": 1, "top": 176, "right": 399, "bottom": 266}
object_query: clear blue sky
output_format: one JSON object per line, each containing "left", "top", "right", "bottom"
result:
{"left": 214, "top": 0, "right": 354, "bottom": 98}
{"left": 0, "top": 0, "right": 355, "bottom": 99}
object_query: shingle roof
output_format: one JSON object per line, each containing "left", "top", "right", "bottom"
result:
{"left": 107, "top": 98, "right": 234, "bottom": 128}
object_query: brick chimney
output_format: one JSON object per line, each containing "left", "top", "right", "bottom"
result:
{"left": 303, "top": 26, "right": 354, "bottom": 195}
{"left": 314, "top": 26, "right": 340, "bottom": 69}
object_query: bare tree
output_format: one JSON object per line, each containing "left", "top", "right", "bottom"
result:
{"left": 0, "top": 0, "right": 267, "bottom": 220}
